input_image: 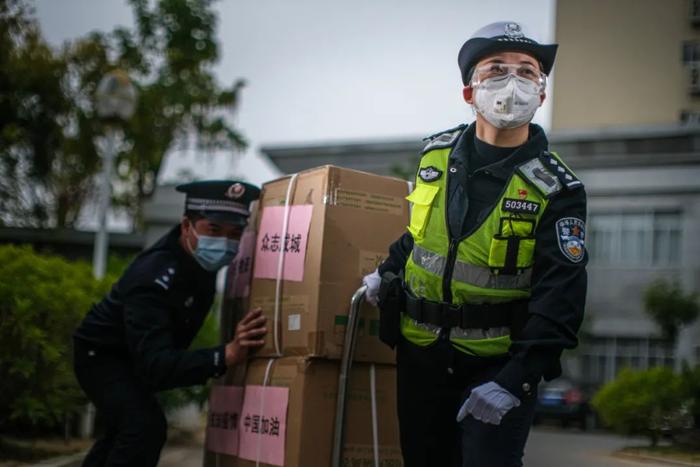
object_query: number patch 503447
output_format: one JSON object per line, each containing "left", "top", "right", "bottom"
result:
{"left": 501, "top": 198, "right": 541, "bottom": 214}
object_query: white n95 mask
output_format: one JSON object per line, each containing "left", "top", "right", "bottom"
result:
{"left": 472, "top": 74, "right": 542, "bottom": 129}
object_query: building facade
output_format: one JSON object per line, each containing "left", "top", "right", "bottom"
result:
{"left": 552, "top": 0, "right": 700, "bottom": 129}
{"left": 259, "top": 124, "right": 700, "bottom": 387}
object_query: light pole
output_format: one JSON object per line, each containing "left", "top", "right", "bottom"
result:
{"left": 81, "top": 70, "right": 137, "bottom": 439}
{"left": 92, "top": 69, "right": 137, "bottom": 279}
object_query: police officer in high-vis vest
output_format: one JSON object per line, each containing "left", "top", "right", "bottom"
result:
{"left": 73, "top": 180, "right": 267, "bottom": 467}
{"left": 363, "top": 21, "right": 587, "bottom": 467}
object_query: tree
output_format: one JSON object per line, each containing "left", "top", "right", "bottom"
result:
{"left": 0, "top": 0, "right": 246, "bottom": 229}
{"left": 643, "top": 279, "right": 699, "bottom": 343}
{"left": 0, "top": 0, "right": 76, "bottom": 227}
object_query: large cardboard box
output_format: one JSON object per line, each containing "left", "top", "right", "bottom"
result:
{"left": 249, "top": 166, "right": 411, "bottom": 364}
{"left": 205, "top": 357, "right": 403, "bottom": 467}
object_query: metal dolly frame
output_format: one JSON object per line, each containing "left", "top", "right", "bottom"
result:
{"left": 331, "top": 284, "right": 371, "bottom": 467}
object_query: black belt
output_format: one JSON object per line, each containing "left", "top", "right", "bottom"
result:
{"left": 404, "top": 291, "right": 528, "bottom": 330}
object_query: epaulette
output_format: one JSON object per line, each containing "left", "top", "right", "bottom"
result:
{"left": 517, "top": 151, "right": 583, "bottom": 198}
{"left": 541, "top": 151, "right": 583, "bottom": 190}
{"left": 126, "top": 250, "right": 178, "bottom": 292}
{"left": 421, "top": 124, "right": 467, "bottom": 154}
{"left": 153, "top": 264, "right": 177, "bottom": 291}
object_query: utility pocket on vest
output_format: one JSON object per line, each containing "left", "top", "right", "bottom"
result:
{"left": 488, "top": 218, "right": 536, "bottom": 275}
{"left": 406, "top": 184, "right": 439, "bottom": 241}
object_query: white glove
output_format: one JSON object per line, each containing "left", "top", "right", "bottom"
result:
{"left": 456, "top": 381, "right": 521, "bottom": 425}
{"left": 362, "top": 269, "right": 381, "bottom": 306}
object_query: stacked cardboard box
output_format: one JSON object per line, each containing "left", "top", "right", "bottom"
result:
{"left": 248, "top": 165, "right": 411, "bottom": 363}
{"left": 205, "top": 166, "right": 411, "bottom": 466}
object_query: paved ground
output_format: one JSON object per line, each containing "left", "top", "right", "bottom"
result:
{"left": 159, "top": 446, "right": 204, "bottom": 467}
{"left": 158, "top": 431, "right": 678, "bottom": 467}
{"left": 156, "top": 427, "right": 682, "bottom": 467}
{"left": 524, "top": 427, "right": 678, "bottom": 467}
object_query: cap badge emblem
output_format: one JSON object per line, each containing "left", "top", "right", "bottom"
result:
{"left": 225, "top": 183, "right": 245, "bottom": 199}
{"left": 504, "top": 23, "right": 524, "bottom": 39}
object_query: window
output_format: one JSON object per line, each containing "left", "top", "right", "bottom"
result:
{"left": 683, "top": 41, "right": 700, "bottom": 63}
{"left": 681, "top": 110, "right": 700, "bottom": 125}
{"left": 579, "top": 336, "right": 675, "bottom": 386}
{"left": 588, "top": 212, "right": 681, "bottom": 266}
{"left": 691, "top": 0, "right": 700, "bottom": 26}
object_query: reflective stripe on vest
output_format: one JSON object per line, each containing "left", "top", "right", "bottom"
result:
{"left": 412, "top": 245, "right": 532, "bottom": 290}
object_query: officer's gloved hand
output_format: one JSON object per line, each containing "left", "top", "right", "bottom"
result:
{"left": 456, "top": 381, "right": 521, "bottom": 425}
{"left": 362, "top": 269, "right": 382, "bottom": 306}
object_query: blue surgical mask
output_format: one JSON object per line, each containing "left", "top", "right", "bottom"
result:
{"left": 187, "top": 230, "right": 239, "bottom": 272}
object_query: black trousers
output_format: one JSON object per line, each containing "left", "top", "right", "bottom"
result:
{"left": 396, "top": 335, "right": 537, "bottom": 467}
{"left": 73, "top": 339, "right": 167, "bottom": 467}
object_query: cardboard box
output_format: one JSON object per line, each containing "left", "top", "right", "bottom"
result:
{"left": 205, "top": 357, "right": 403, "bottom": 467}
{"left": 249, "top": 166, "right": 411, "bottom": 364}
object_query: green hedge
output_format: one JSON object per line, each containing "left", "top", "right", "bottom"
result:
{"left": 0, "top": 244, "right": 222, "bottom": 434}
{"left": 0, "top": 245, "right": 113, "bottom": 432}
{"left": 592, "top": 367, "right": 689, "bottom": 446}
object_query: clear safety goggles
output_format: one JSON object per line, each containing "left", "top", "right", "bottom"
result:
{"left": 470, "top": 63, "right": 547, "bottom": 93}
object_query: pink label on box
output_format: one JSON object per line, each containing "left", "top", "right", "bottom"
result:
{"left": 228, "top": 228, "right": 256, "bottom": 298}
{"left": 206, "top": 386, "right": 244, "bottom": 456}
{"left": 253, "top": 205, "right": 313, "bottom": 282}
{"left": 238, "top": 385, "right": 289, "bottom": 466}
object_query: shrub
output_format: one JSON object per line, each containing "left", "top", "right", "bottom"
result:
{"left": 0, "top": 245, "right": 113, "bottom": 433}
{"left": 0, "top": 243, "right": 220, "bottom": 432}
{"left": 592, "top": 367, "right": 687, "bottom": 446}
{"left": 681, "top": 365, "right": 700, "bottom": 428}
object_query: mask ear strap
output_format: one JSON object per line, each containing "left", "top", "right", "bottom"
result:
{"left": 185, "top": 221, "right": 199, "bottom": 254}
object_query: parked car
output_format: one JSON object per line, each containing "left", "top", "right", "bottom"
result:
{"left": 533, "top": 378, "right": 594, "bottom": 430}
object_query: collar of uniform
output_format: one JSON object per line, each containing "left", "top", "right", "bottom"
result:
{"left": 450, "top": 123, "right": 549, "bottom": 181}
{"left": 448, "top": 122, "right": 476, "bottom": 165}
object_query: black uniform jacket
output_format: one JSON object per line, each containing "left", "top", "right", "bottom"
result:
{"left": 74, "top": 225, "right": 227, "bottom": 391}
{"left": 379, "top": 123, "right": 588, "bottom": 399}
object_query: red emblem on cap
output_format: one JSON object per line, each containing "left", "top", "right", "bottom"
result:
{"left": 518, "top": 189, "right": 528, "bottom": 199}
{"left": 225, "top": 183, "right": 245, "bottom": 199}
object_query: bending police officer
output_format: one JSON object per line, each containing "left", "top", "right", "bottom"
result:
{"left": 73, "top": 180, "right": 267, "bottom": 467}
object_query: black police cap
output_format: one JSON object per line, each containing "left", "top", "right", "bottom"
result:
{"left": 176, "top": 180, "right": 261, "bottom": 226}
{"left": 458, "top": 21, "right": 558, "bottom": 85}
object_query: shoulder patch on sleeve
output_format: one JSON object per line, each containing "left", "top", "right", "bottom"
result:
{"left": 556, "top": 217, "right": 586, "bottom": 263}
{"left": 421, "top": 124, "right": 466, "bottom": 154}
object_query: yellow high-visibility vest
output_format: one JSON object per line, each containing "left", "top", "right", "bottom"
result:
{"left": 403, "top": 127, "right": 577, "bottom": 356}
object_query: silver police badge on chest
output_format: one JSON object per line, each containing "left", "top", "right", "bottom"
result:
{"left": 419, "top": 166, "right": 443, "bottom": 182}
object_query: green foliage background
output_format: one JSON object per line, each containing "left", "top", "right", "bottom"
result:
{"left": 592, "top": 367, "right": 689, "bottom": 446}
{"left": 0, "top": 244, "right": 220, "bottom": 434}
{"left": 1, "top": 0, "right": 246, "bottom": 229}
{"left": 0, "top": 245, "right": 113, "bottom": 432}
{"left": 643, "top": 279, "right": 699, "bottom": 343}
